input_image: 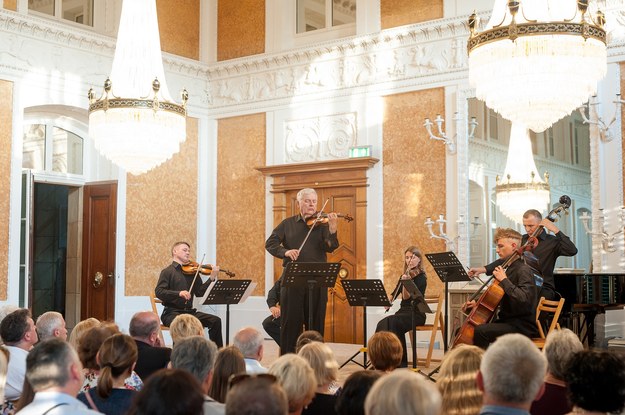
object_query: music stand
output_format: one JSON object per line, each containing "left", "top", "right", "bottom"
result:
{"left": 339, "top": 279, "right": 391, "bottom": 369}
{"left": 203, "top": 279, "right": 252, "bottom": 345}
{"left": 282, "top": 262, "right": 341, "bottom": 331}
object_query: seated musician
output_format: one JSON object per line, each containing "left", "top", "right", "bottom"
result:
{"left": 375, "top": 246, "right": 427, "bottom": 367}
{"left": 262, "top": 277, "right": 282, "bottom": 347}
{"left": 464, "top": 228, "right": 539, "bottom": 349}
{"left": 155, "top": 241, "right": 223, "bottom": 347}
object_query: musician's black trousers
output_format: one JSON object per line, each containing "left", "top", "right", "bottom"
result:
{"left": 375, "top": 305, "right": 426, "bottom": 367}
{"left": 280, "top": 285, "right": 327, "bottom": 354}
{"left": 262, "top": 315, "right": 281, "bottom": 348}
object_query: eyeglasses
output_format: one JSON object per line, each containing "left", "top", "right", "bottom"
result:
{"left": 228, "top": 373, "right": 277, "bottom": 390}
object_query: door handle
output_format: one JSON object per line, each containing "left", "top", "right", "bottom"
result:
{"left": 93, "top": 272, "right": 103, "bottom": 288}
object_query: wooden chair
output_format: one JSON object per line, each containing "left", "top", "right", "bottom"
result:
{"left": 149, "top": 296, "right": 170, "bottom": 332}
{"left": 415, "top": 292, "right": 445, "bottom": 367}
{"left": 532, "top": 296, "right": 565, "bottom": 349}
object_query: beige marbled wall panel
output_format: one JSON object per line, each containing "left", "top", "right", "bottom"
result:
{"left": 217, "top": 0, "right": 265, "bottom": 61}
{"left": 381, "top": 0, "right": 443, "bottom": 29}
{"left": 216, "top": 114, "right": 266, "bottom": 296}
{"left": 125, "top": 118, "right": 198, "bottom": 296}
{"left": 157, "top": 0, "right": 200, "bottom": 60}
{"left": 0, "top": 80, "right": 12, "bottom": 300}
{"left": 383, "top": 88, "right": 446, "bottom": 296}
{"left": 3, "top": 1, "right": 16, "bottom": 11}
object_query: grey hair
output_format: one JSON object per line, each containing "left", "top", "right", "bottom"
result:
{"left": 36, "top": 312, "right": 64, "bottom": 341}
{"left": 365, "top": 369, "right": 441, "bottom": 415}
{"left": 543, "top": 328, "right": 583, "bottom": 379}
{"left": 26, "top": 338, "right": 76, "bottom": 391}
{"left": 480, "top": 334, "right": 547, "bottom": 404}
{"left": 233, "top": 327, "right": 264, "bottom": 359}
{"left": 296, "top": 188, "right": 316, "bottom": 202}
{"left": 170, "top": 336, "right": 218, "bottom": 384}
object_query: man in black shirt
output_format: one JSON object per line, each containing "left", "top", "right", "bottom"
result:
{"left": 155, "top": 241, "right": 223, "bottom": 347}
{"left": 469, "top": 209, "right": 577, "bottom": 300}
{"left": 262, "top": 278, "right": 282, "bottom": 347}
{"left": 265, "top": 188, "right": 339, "bottom": 354}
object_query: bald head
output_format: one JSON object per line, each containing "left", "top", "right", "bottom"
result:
{"left": 129, "top": 311, "right": 160, "bottom": 343}
{"left": 233, "top": 326, "right": 264, "bottom": 360}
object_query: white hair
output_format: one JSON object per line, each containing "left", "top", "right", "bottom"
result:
{"left": 543, "top": 328, "right": 583, "bottom": 379}
{"left": 35, "top": 311, "right": 65, "bottom": 341}
{"left": 365, "top": 369, "right": 441, "bottom": 415}
{"left": 296, "top": 188, "right": 316, "bottom": 202}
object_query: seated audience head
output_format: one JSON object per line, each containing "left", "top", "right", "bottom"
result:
{"left": 208, "top": 345, "right": 246, "bottom": 404}
{"left": 169, "top": 314, "right": 204, "bottom": 346}
{"left": 367, "top": 331, "right": 402, "bottom": 372}
{"left": 269, "top": 354, "right": 316, "bottom": 415}
{"left": 295, "top": 330, "right": 323, "bottom": 353}
{"left": 543, "top": 328, "right": 583, "bottom": 380}
{"left": 297, "top": 341, "right": 339, "bottom": 390}
{"left": 437, "top": 344, "right": 484, "bottom": 415}
{"left": 365, "top": 369, "right": 441, "bottom": 415}
{"left": 129, "top": 311, "right": 161, "bottom": 346}
{"left": 565, "top": 349, "right": 625, "bottom": 414}
{"left": 36, "top": 311, "right": 68, "bottom": 342}
{"left": 96, "top": 333, "right": 138, "bottom": 398}
{"left": 25, "top": 338, "right": 84, "bottom": 396}
{"left": 233, "top": 326, "right": 264, "bottom": 361}
{"left": 68, "top": 317, "right": 99, "bottom": 350}
{"left": 226, "top": 375, "right": 288, "bottom": 415}
{"left": 170, "top": 335, "right": 218, "bottom": 394}
{"left": 0, "top": 305, "right": 19, "bottom": 344}
{"left": 78, "top": 324, "right": 119, "bottom": 371}
{"left": 478, "top": 333, "right": 547, "bottom": 409}
{"left": 127, "top": 368, "right": 204, "bottom": 415}
{"left": 335, "top": 370, "right": 382, "bottom": 415}
{"left": 0, "top": 308, "right": 38, "bottom": 350}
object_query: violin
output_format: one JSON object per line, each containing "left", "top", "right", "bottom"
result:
{"left": 181, "top": 261, "right": 236, "bottom": 278}
{"left": 305, "top": 212, "right": 354, "bottom": 227}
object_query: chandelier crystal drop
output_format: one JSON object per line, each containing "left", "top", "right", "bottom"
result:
{"left": 468, "top": 0, "right": 607, "bottom": 133}
{"left": 495, "top": 123, "right": 551, "bottom": 223}
{"left": 88, "top": 0, "right": 188, "bottom": 175}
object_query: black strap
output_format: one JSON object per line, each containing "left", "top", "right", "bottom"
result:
{"left": 42, "top": 403, "right": 69, "bottom": 415}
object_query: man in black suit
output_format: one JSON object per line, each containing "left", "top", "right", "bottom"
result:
{"left": 129, "top": 311, "right": 171, "bottom": 380}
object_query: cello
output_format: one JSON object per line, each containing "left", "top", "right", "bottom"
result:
{"left": 452, "top": 195, "right": 572, "bottom": 347}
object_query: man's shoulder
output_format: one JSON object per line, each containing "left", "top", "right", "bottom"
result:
{"left": 204, "top": 396, "right": 225, "bottom": 415}
{"left": 136, "top": 341, "right": 171, "bottom": 357}
{"left": 21, "top": 392, "right": 100, "bottom": 415}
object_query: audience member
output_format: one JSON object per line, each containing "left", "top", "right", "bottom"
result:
{"left": 298, "top": 342, "right": 340, "bottom": 415}
{"left": 208, "top": 345, "right": 245, "bottom": 404}
{"left": 0, "top": 305, "right": 19, "bottom": 345}
{"left": 77, "top": 334, "right": 138, "bottom": 414}
{"left": 364, "top": 369, "right": 441, "bottom": 415}
{"left": 170, "top": 313, "right": 204, "bottom": 346}
{"left": 233, "top": 326, "right": 268, "bottom": 374}
{"left": 295, "top": 330, "right": 323, "bottom": 353}
{"left": 269, "top": 354, "right": 316, "bottom": 415}
{"left": 226, "top": 375, "right": 288, "bottom": 415}
{"left": 35, "top": 311, "right": 68, "bottom": 342}
{"left": 170, "top": 335, "right": 224, "bottom": 415}
{"left": 437, "top": 344, "right": 484, "bottom": 415}
{"left": 477, "top": 333, "right": 547, "bottom": 414}
{"left": 530, "top": 328, "right": 583, "bottom": 415}
{"left": 129, "top": 311, "right": 171, "bottom": 380}
{"left": 367, "top": 331, "right": 402, "bottom": 372}
{"left": 18, "top": 338, "right": 99, "bottom": 414}
{"left": 127, "top": 368, "right": 205, "bottom": 415}
{"left": 335, "top": 370, "right": 382, "bottom": 415}
{"left": 0, "top": 347, "right": 7, "bottom": 403}
{"left": 68, "top": 317, "right": 99, "bottom": 351}
{"left": 564, "top": 349, "right": 625, "bottom": 415}
{"left": 1, "top": 308, "right": 38, "bottom": 401}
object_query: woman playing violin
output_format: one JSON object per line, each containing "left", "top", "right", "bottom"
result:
{"left": 375, "top": 246, "right": 427, "bottom": 368}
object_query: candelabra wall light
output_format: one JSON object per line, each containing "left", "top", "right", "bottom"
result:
{"left": 579, "top": 208, "right": 625, "bottom": 253}
{"left": 578, "top": 95, "right": 625, "bottom": 143}
{"left": 423, "top": 112, "right": 478, "bottom": 154}
{"left": 425, "top": 214, "right": 459, "bottom": 252}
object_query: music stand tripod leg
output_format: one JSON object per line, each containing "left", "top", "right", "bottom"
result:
{"left": 307, "top": 280, "right": 315, "bottom": 331}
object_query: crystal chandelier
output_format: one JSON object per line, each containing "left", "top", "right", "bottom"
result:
{"left": 468, "top": 0, "right": 607, "bottom": 133}
{"left": 88, "top": 0, "right": 188, "bottom": 175}
{"left": 495, "top": 123, "right": 550, "bottom": 222}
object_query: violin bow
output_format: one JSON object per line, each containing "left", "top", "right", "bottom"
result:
{"left": 187, "top": 253, "right": 206, "bottom": 305}
{"left": 295, "top": 198, "right": 330, "bottom": 260}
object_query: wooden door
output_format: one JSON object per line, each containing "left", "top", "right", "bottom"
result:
{"left": 81, "top": 183, "right": 117, "bottom": 321}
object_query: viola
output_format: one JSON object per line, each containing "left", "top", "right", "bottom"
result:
{"left": 181, "top": 260, "right": 236, "bottom": 278}
{"left": 305, "top": 212, "right": 354, "bottom": 227}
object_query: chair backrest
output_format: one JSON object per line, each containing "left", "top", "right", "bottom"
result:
{"left": 150, "top": 296, "right": 169, "bottom": 331}
{"left": 535, "top": 296, "right": 565, "bottom": 339}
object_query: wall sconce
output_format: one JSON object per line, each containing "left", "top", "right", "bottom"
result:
{"left": 579, "top": 208, "right": 625, "bottom": 253}
{"left": 425, "top": 214, "right": 457, "bottom": 252}
{"left": 578, "top": 95, "right": 625, "bottom": 143}
{"left": 423, "top": 112, "right": 478, "bottom": 154}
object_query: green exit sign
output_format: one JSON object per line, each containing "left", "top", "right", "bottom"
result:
{"left": 349, "top": 146, "right": 371, "bottom": 158}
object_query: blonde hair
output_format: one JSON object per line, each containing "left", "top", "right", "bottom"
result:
{"left": 68, "top": 317, "right": 100, "bottom": 351}
{"left": 365, "top": 369, "right": 441, "bottom": 415}
{"left": 493, "top": 228, "right": 522, "bottom": 245}
{"left": 269, "top": 354, "right": 316, "bottom": 413}
{"left": 368, "top": 331, "right": 403, "bottom": 372}
{"left": 169, "top": 314, "right": 204, "bottom": 345}
{"left": 437, "top": 344, "right": 484, "bottom": 415}
{"left": 298, "top": 342, "right": 339, "bottom": 387}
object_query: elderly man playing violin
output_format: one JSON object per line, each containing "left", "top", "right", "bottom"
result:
{"left": 265, "top": 188, "right": 339, "bottom": 354}
{"left": 155, "top": 241, "right": 223, "bottom": 347}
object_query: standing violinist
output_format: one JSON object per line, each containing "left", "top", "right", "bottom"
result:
{"left": 155, "top": 241, "right": 223, "bottom": 347}
{"left": 375, "top": 246, "right": 427, "bottom": 368}
{"left": 265, "top": 188, "right": 339, "bottom": 354}
{"left": 463, "top": 228, "right": 539, "bottom": 349}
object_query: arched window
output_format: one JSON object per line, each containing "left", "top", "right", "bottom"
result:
{"left": 23, "top": 123, "right": 84, "bottom": 176}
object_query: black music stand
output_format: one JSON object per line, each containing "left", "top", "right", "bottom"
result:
{"left": 339, "top": 279, "right": 391, "bottom": 369}
{"left": 203, "top": 279, "right": 252, "bottom": 345}
{"left": 283, "top": 262, "right": 340, "bottom": 331}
